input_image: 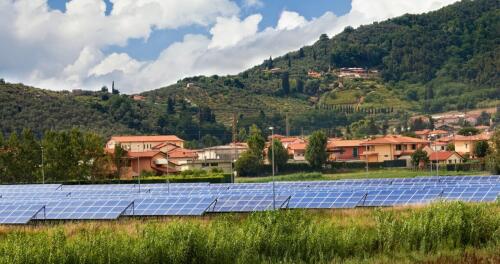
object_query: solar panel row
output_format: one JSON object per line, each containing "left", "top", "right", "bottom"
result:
{"left": 0, "top": 175, "right": 497, "bottom": 224}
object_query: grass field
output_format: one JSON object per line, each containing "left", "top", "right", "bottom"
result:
{"left": 236, "top": 168, "right": 490, "bottom": 183}
{"left": 0, "top": 202, "right": 498, "bottom": 263}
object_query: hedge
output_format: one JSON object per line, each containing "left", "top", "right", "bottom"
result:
{"left": 52, "top": 174, "right": 232, "bottom": 185}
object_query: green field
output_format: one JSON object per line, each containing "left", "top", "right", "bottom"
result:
{"left": 236, "top": 169, "right": 490, "bottom": 183}
{"left": 0, "top": 202, "right": 498, "bottom": 263}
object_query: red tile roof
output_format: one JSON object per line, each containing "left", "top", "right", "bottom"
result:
{"left": 429, "top": 151, "right": 462, "bottom": 161}
{"left": 362, "top": 135, "right": 429, "bottom": 145}
{"left": 127, "top": 151, "right": 162, "bottom": 158}
{"left": 327, "top": 140, "right": 365, "bottom": 148}
{"left": 110, "top": 135, "right": 184, "bottom": 143}
{"left": 167, "top": 148, "right": 198, "bottom": 159}
{"left": 288, "top": 142, "right": 307, "bottom": 151}
{"left": 453, "top": 133, "right": 492, "bottom": 141}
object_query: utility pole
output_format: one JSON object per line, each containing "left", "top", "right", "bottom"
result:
{"left": 137, "top": 156, "right": 141, "bottom": 193}
{"left": 41, "top": 146, "right": 45, "bottom": 184}
{"left": 269, "top": 126, "right": 276, "bottom": 210}
{"left": 232, "top": 112, "right": 237, "bottom": 183}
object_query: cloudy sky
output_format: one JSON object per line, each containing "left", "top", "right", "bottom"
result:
{"left": 0, "top": 0, "right": 459, "bottom": 93}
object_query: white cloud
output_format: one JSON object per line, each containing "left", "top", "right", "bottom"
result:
{"left": 243, "top": 0, "right": 263, "bottom": 8}
{"left": 0, "top": 0, "right": 461, "bottom": 93}
{"left": 276, "top": 11, "right": 307, "bottom": 31}
{"left": 209, "top": 14, "right": 262, "bottom": 49}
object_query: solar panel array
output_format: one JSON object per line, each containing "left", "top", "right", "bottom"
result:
{"left": 0, "top": 175, "right": 498, "bottom": 224}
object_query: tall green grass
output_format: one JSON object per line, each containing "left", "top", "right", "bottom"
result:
{"left": 0, "top": 202, "right": 498, "bottom": 263}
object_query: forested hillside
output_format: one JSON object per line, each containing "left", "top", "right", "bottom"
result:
{"left": 1, "top": 0, "right": 498, "bottom": 142}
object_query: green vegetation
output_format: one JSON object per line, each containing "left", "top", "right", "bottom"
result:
{"left": 0, "top": 128, "right": 111, "bottom": 184}
{"left": 305, "top": 130, "right": 328, "bottom": 169}
{"left": 267, "top": 139, "right": 288, "bottom": 172}
{"left": 486, "top": 129, "right": 500, "bottom": 174}
{"left": 236, "top": 169, "right": 489, "bottom": 183}
{"left": 0, "top": 202, "right": 497, "bottom": 263}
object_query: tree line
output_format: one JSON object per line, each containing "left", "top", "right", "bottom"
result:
{"left": 0, "top": 129, "right": 113, "bottom": 184}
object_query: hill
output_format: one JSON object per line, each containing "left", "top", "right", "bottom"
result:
{"left": 145, "top": 0, "right": 499, "bottom": 129}
{"left": 1, "top": 0, "right": 498, "bottom": 141}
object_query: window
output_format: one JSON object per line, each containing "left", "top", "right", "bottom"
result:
{"left": 202, "top": 163, "right": 209, "bottom": 167}
{"left": 396, "top": 145, "right": 402, "bottom": 151}
{"left": 465, "top": 144, "right": 468, "bottom": 149}
{"left": 352, "top": 148, "right": 358, "bottom": 157}
{"left": 411, "top": 144, "right": 416, "bottom": 150}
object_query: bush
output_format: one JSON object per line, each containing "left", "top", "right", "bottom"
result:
{"left": 235, "top": 152, "right": 262, "bottom": 177}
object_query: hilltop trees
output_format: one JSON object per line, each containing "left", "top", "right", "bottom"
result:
{"left": 305, "top": 130, "right": 328, "bottom": 169}
{"left": 281, "top": 72, "right": 290, "bottom": 95}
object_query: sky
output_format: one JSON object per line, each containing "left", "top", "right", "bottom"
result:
{"left": 0, "top": 0, "right": 459, "bottom": 93}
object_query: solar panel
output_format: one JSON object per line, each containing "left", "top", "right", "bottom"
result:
{"left": 126, "top": 197, "right": 216, "bottom": 216}
{"left": 362, "top": 189, "right": 443, "bottom": 206}
{"left": 33, "top": 199, "right": 134, "bottom": 220}
{"left": 0, "top": 184, "right": 62, "bottom": 192}
{"left": 0, "top": 203, "right": 45, "bottom": 224}
{"left": 210, "top": 195, "right": 290, "bottom": 212}
{"left": 287, "top": 191, "right": 367, "bottom": 209}
{"left": 439, "top": 186, "right": 499, "bottom": 202}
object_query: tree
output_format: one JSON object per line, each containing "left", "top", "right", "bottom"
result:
{"left": 267, "top": 56, "right": 273, "bottom": 70}
{"left": 101, "top": 86, "right": 108, "bottom": 93}
{"left": 298, "top": 48, "right": 305, "bottom": 58}
{"left": 237, "top": 128, "right": 247, "bottom": 142}
{"left": 247, "top": 124, "right": 265, "bottom": 159}
{"left": 305, "top": 130, "right": 327, "bottom": 169}
{"left": 0, "top": 78, "right": 5, "bottom": 84}
{"left": 447, "top": 143, "right": 455, "bottom": 151}
{"left": 113, "top": 143, "right": 127, "bottom": 178}
{"left": 111, "top": 81, "right": 119, "bottom": 95}
{"left": 474, "top": 140, "right": 489, "bottom": 158}
{"left": 267, "top": 139, "right": 288, "bottom": 172}
{"left": 167, "top": 97, "right": 175, "bottom": 114}
{"left": 486, "top": 129, "right": 500, "bottom": 173}
{"left": 281, "top": 72, "right": 290, "bottom": 95}
{"left": 476, "top": 111, "right": 491, "bottom": 126}
{"left": 304, "top": 79, "right": 320, "bottom": 95}
{"left": 235, "top": 152, "right": 262, "bottom": 176}
{"left": 296, "top": 79, "right": 304, "bottom": 93}
{"left": 411, "top": 148, "right": 429, "bottom": 168}
{"left": 457, "top": 127, "right": 480, "bottom": 136}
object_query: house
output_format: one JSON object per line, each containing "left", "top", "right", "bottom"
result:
{"left": 126, "top": 151, "right": 178, "bottom": 178}
{"left": 178, "top": 160, "right": 234, "bottom": 174}
{"left": 327, "top": 139, "right": 366, "bottom": 161}
{"left": 106, "top": 135, "right": 184, "bottom": 152}
{"left": 428, "top": 151, "right": 463, "bottom": 165}
{"left": 453, "top": 132, "right": 492, "bottom": 157}
{"left": 414, "top": 129, "right": 449, "bottom": 140}
{"left": 360, "top": 135, "right": 430, "bottom": 162}
{"left": 307, "top": 70, "right": 322, "bottom": 78}
{"left": 288, "top": 141, "right": 307, "bottom": 161}
{"left": 131, "top": 95, "right": 146, "bottom": 101}
{"left": 197, "top": 143, "right": 248, "bottom": 161}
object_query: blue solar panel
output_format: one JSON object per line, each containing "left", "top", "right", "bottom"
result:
{"left": 287, "top": 191, "right": 367, "bottom": 209}
{"left": 127, "top": 197, "right": 216, "bottom": 216}
{"left": 439, "top": 186, "right": 499, "bottom": 202}
{"left": 210, "top": 195, "right": 290, "bottom": 212}
{"left": 362, "top": 189, "right": 443, "bottom": 206}
{"left": 33, "top": 199, "right": 134, "bottom": 220}
{"left": 0, "top": 203, "right": 45, "bottom": 224}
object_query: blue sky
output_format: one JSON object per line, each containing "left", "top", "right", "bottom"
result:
{"left": 47, "top": 0, "right": 352, "bottom": 61}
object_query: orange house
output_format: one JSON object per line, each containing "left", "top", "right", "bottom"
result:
{"left": 327, "top": 139, "right": 366, "bottom": 161}
{"left": 106, "top": 135, "right": 184, "bottom": 152}
{"left": 360, "top": 135, "right": 430, "bottom": 162}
